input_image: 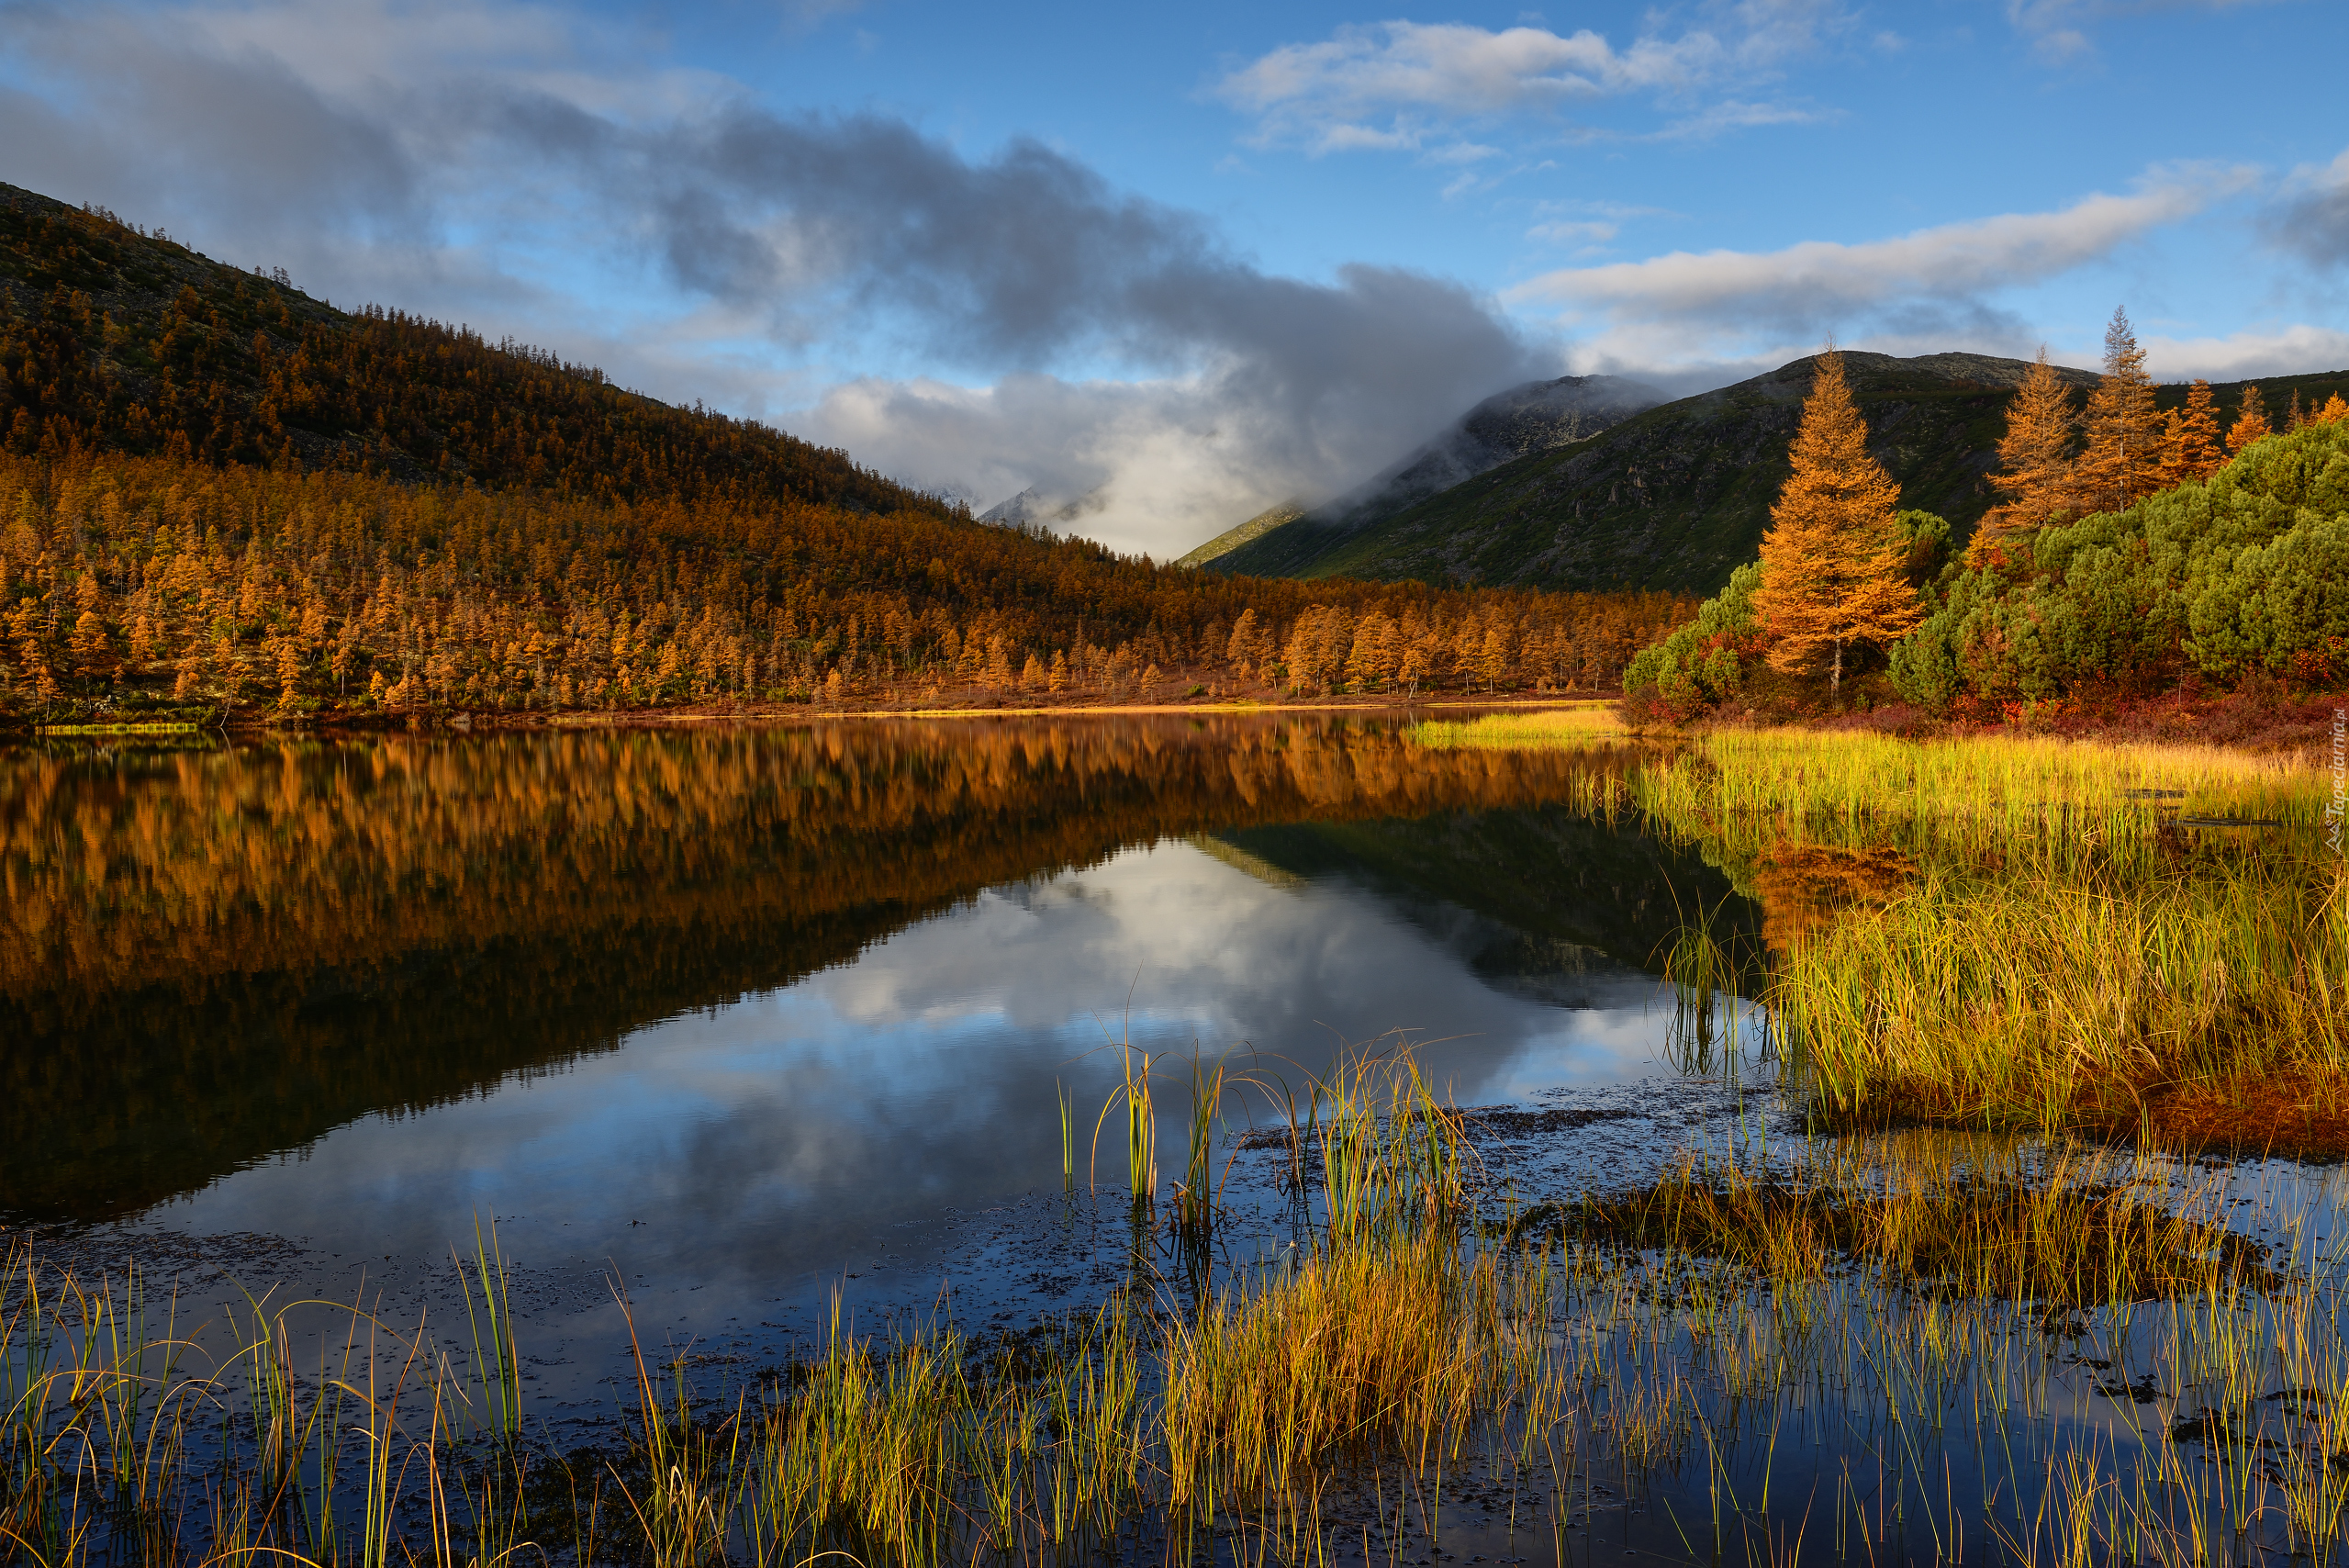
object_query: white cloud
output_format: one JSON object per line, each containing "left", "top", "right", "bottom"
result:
{"left": 1654, "top": 96, "right": 1833, "bottom": 140}
{"left": 1523, "top": 198, "right": 1671, "bottom": 250}
{"left": 2141, "top": 324, "right": 2349, "bottom": 381}
{"left": 1527, "top": 218, "right": 1620, "bottom": 246}
{"left": 791, "top": 320, "right": 1550, "bottom": 559}
{"left": 1214, "top": 6, "right": 1849, "bottom": 153}
{"left": 1510, "top": 166, "right": 2254, "bottom": 366}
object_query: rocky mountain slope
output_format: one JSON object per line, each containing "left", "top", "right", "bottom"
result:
{"left": 1203, "top": 352, "right": 2349, "bottom": 596}
{"left": 1180, "top": 373, "right": 1662, "bottom": 569}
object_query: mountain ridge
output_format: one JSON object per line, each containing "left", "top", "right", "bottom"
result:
{"left": 1203, "top": 351, "right": 2349, "bottom": 596}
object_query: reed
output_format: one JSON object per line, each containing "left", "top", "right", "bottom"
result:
{"left": 1773, "top": 851, "right": 2349, "bottom": 1146}
{"left": 1639, "top": 729, "right": 2325, "bottom": 838}
{"left": 1087, "top": 1040, "right": 1159, "bottom": 1205}
{"left": 19, "top": 1047, "right": 2349, "bottom": 1568}
{"left": 457, "top": 1218, "right": 522, "bottom": 1448}
{"left": 1408, "top": 704, "right": 1629, "bottom": 750}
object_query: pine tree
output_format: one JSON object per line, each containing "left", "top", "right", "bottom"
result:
{"left": 1979, "top": 346, "right": 2077, "bottom": 555}
{"left": 1751, "top": 350, "right": 1921, "bottom": 696}
{"left": 2157, "top": 378, "right": 2224, "bottom": 489}
{"left": 2225, "top": 384, "right": 2271, "bottom": 456}
{"left": 2075, "top": 308, "right": 2162, "bottom": 514}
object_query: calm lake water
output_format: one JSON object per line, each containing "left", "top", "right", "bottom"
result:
{"left": 13, "top": 713, "right": 2349, "bottom": 1568}
{"left": 1, "top": 713, "right": 1758, "bottom": 1403}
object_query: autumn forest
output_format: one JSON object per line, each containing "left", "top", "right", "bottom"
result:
{"left": 0, "top": 187, "right": 1690, "bottom": 725}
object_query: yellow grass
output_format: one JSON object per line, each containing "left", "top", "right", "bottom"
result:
{"left": 1768, "top": 853, "right": 2349, "bottom": 1143}
{"left": 1641, "top": 728, "right": 2326, "bottom": 834}
{"left": 16, "top": 1106, "right": 2349, "bottom": 1568}
{"left": 1406, "top": 703, "right": 1628, "bottom": 749}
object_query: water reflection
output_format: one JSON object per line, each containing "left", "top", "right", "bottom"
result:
{"left": 2, "top": 716, "right": 1749, "bottom": 1226}
{"left": 2, "top": 715, "right": 1760, "bottom": 1362}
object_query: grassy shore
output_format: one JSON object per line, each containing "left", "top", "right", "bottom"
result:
{"left": 1407, "top": 717, "right": 2346, "bottom": 1155}
{"left": 11, "top": 1061, "right": 2349, "bottom": 1568}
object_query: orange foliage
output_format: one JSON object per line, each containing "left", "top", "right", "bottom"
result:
{"left": 1751, "top": 351, "right": 1921, "bottom": 694}
{"left": 0, "top": 449, "right": 1692, "bottom": 719}
{"left": 2075, "top": 308, "right": 2163, "bottom": 514}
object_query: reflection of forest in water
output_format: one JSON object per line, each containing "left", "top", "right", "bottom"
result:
{"left": 0, "top": 717, "right": 1752, "bottom": 1220}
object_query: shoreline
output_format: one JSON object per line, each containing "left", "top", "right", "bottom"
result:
{"left": 7, "top": 691, "right": 1620, "bottom": 741}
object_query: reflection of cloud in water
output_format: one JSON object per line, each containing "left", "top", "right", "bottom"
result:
{"left": 146, "top": 839, "right": 1677, "bottom": 1323}
{"left": 813, "top": 841, "right": 1666, "bottom": 1065}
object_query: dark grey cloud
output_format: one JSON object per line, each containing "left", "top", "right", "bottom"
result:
{"left": 2266, "top": 149, "right": 2349, "bottom": 270}
{"left": 0, "top": 2, "right": 419, "bottom": 241}
{"left": 478, "top": 95, "right": 1549, "bottom": 544}
{"left": 481, "top": 95, "right": 1538, "bottom": 398}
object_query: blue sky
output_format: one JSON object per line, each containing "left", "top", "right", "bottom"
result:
{"left": 3, "top": 0, "right": 2345, "bottom": 554}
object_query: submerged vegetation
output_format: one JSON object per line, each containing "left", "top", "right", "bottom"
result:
{"left": 12, "top": 1055, "right": 2349, "bottom": 1568}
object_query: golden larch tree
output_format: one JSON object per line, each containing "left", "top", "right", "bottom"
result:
{"left": 2225, "top": 384, "right": 2272, "bottom": 456}
{"left": 2156, "top": 378, "right": 2225, "bottom": 488}
{"left": 1976, "top": 346, "right": 2077, "bottom": 559}
{"left": 1752, "top": 350, "right": 1922, "bottom": 695}
{"left": 2075, "top": 307, "right": 2163, "bottom": 514}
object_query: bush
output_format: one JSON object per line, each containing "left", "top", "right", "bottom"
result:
{"left": 1621, "top": 561, "right": 1765, "bottom": 719}
{"left": 1889, "top": 422, "right": 2349, "bottom": 710}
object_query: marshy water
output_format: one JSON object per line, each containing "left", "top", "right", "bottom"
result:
{"left": 4, "top": 711, "right": 2343, "bottom": 1568}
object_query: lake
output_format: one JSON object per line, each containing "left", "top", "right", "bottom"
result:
{"left": 7, "top": 712, "right": 2341, "bottom": 1568}
{"left": 0, "top": 715, "right": 1755, "bottom": 1394}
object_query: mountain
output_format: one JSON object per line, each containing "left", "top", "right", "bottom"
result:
{"left": 978, "top": 485, "right": 1111, "bottom": 540}
{"left": 0, "top": 181, "right": 945, "bottom": 517}
{"left": 1181, "top": 374, "right": 1663, "bottom": 571}
{"left": 1174, "top": 500, "right": 1305, "bottom": 568}
{"left": 1204, "top": 352, "right": 2349, "bottom": 597}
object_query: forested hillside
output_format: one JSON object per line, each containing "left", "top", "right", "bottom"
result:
{"left": 0, "top": 183, "right": 938, "bottom": 515}
{"left": 1211, "top": 352, "right": 2349, "bottom": 597}
{"left": 0, "top": 183, "right": 1693, "bottom": 723}
{"left": 1891, "top": 415, "right": 2349, "bottom": 707}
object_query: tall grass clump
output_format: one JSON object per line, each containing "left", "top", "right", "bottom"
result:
{"left": 1639, "top": 729, "right": 2324, "bottom": 845}
{"left": 1775, "top": 852, "right": 2349, "bottom": 1144}
{"left": 1409, "top": 704, "right": 1628, "bottom": 749}
{"left": 1607, "top": 725, "right": 2345, "bottom": 1146}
